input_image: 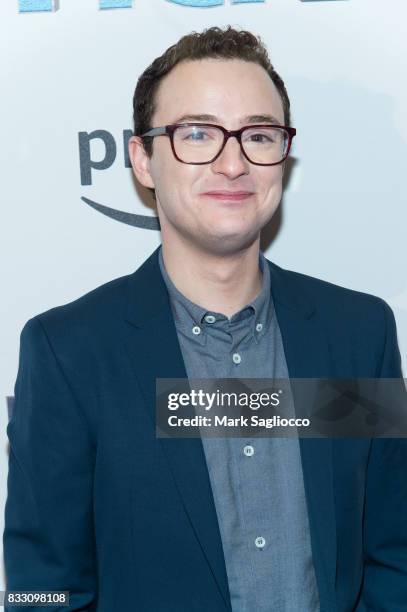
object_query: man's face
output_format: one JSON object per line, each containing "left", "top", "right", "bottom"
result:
{"left": 131, "top": 58, "right": 286, "bottom": 255}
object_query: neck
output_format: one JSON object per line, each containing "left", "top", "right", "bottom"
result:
{"left": 160, "top": 236, "right": 263, "bottom": 319}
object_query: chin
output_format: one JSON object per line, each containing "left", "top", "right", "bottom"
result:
{"left": 199, "top": 231, "right": 259, "bottom": 255}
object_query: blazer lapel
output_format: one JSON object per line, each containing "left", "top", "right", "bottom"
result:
{"left": 269, "top": 260, "right": 337, "bottom": 612}
{"left": 124, "top": 247, "right": 232, "bottom": 610}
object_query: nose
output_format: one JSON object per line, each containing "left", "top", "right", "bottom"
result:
{"left": 210, "top": 134, "right": 250, "bottom": 179}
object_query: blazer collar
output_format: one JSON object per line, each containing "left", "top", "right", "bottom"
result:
{"left": 125, "top": 246, "right": 316, "bottom": 328}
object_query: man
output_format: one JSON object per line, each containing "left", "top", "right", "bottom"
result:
{"left": 4, "top": 26, "right": 406, "bottom": 612}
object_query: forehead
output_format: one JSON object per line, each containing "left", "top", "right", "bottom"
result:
{"left": 152, "top": 58, "right": 285, "bottom": 126}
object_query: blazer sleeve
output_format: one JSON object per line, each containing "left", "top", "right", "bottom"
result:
{"left": 357, "top": 301, "right": 407, "bottom": 611}
{"left": 3, "top": 316, "right": 97, "bottom": 611}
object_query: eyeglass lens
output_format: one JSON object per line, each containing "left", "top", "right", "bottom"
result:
{"left": 172, "top": 125, "right": 289, "bottom": 164}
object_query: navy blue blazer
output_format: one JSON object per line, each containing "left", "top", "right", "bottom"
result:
{"left": 4, "top": 247, "right": 407, "bottom": 611}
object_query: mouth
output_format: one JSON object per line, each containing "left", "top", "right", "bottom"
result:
{"left": 201, "top": 191, "right": 254, "bottom": 201}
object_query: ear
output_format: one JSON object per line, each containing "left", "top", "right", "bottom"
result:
{"left": 128, "top": 136, "right": 155, "bottom": 189}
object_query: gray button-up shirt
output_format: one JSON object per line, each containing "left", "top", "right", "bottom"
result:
{"left": 159, "top": 247, "right": 320, "bottom": 612}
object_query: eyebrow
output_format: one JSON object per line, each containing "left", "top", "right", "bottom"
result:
{"left": 173, "top": 113, "right": 284, "bottom": 126}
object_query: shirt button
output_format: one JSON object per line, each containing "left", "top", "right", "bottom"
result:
{"left": 192, "top": 326, "right": 201, "bottom": 335}
{"left": 255, "top": 536, "right": 266, "bottom": 549}
{"left": 243, "top": 445, "right": 255, "bottom": 457}
{"left": 232, "top": 353, "right": 241, "bottom": 364}
{"left": 256, "top": 323, "right": 263, "bottom": 332}
{"left": 204, "top": 314, "right": 216, "bottom": 324}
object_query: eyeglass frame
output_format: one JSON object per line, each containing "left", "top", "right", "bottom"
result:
{"left": 139, "top": 123, "right": 297, "bottom": 166}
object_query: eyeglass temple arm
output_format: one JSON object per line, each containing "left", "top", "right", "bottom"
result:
{"left": 140, "top": 127, "right": 167, "bottom": 137}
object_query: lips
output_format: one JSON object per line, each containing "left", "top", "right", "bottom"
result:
{"left": 202, "top": 190, "right": 254, "bottom": 201}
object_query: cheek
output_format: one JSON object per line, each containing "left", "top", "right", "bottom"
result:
{"left": 153, "top": 149, "right": 202, "bottom": 193}
{"left": 149, "top": 141, "right": 179, "bottom": 188}
{"left": 153, "top": 163, "right": 204, "bottom": 220}
{"left": 170, "top": 167, "right": 206, "bottom": 203}
{"left": 256, "top": 168, "right": 283, "bottom": 200}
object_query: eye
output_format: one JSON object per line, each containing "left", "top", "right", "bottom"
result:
{"left": 185, "top": 130, "right": 208, "bottom": 141}
{"left": 255, "top": 133, "right": 273, "bottom": 142}
{"left": 175, "top": 125, "right": 219, "bottom": 144}
{"left": 245, "top": 131, "right": 275, "bottom": 144}
{"left": 181, "top": 128, "right": 215, "bottom": 142}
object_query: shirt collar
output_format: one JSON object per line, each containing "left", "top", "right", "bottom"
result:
{"left": 158, "top": 246, "right": 273, "bottom": 345}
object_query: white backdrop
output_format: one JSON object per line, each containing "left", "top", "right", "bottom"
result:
{"left": 1, "top": 0, "right": 406, "bottom": 586}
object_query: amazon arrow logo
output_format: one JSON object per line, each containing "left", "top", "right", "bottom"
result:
{"left": 81, "top": 197, "right": 160, "bottom": 230}
{"left": 79, "top": 129, "right": 160, "bottom": 230}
